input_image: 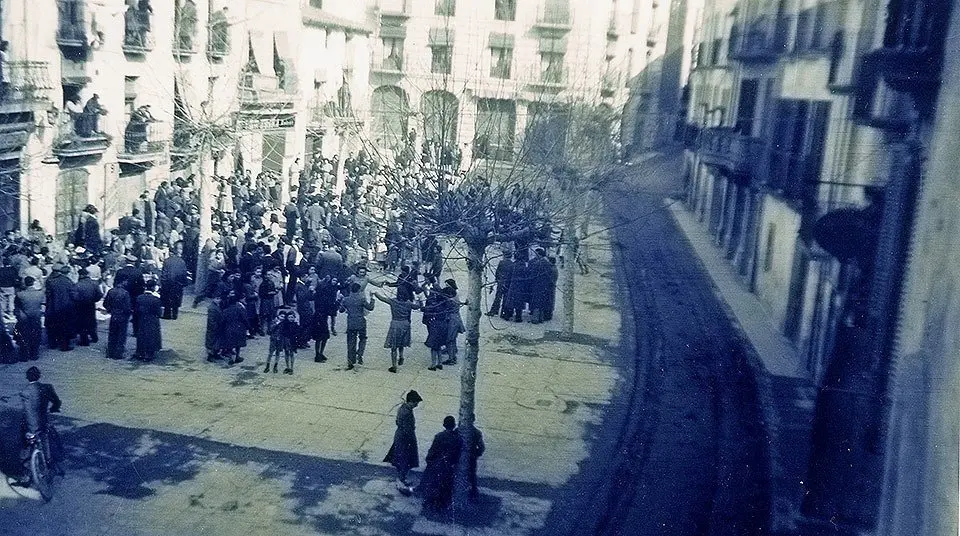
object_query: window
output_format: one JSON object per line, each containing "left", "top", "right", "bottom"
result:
{"left": 540, "top": 52, "right": 564, "bottom": 83}
{"left": 436, "top": 0, "right": 455, "bottom": 16}
{"left": 495, "top": 0, "right": 516, "bottom": 21}
{"left": 309, "top": 0, "right": 323, "bottom": 7}
{"left": 431, "top": 46, "right": 452, "bottom": 74}
{"left": 382, "top": 37, "right": 404, "bottom": 71}
{"left": 490, "top": 46, "right": 512, "bottom": 78}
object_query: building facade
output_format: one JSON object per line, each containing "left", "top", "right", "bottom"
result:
{"left": 364, "top": 0, "right": 653, "bottom": 167}
{"left": 682, "top": 0, "right": 956, "bottom": 533}
{"left": 0, "top": 0, "right": 370, "bottom": 237}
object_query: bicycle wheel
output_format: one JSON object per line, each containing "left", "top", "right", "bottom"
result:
{"left": 29, "top": 447, "right": 54, "bottom": 502}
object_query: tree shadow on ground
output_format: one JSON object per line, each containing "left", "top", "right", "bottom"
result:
{"left": 2, "top": 418, "right": 546, "bottom": 534}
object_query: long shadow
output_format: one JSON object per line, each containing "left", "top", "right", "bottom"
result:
{"left": 1, "top": 417, "right": 545, "bottom": 534}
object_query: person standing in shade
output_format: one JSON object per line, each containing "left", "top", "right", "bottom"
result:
{"left": 14, "top": 276, "right": 44, "bottom": 362}
{"left": 219, "top": 291, "right": 248, "bottom": 365}
{"left": 134, "top": 279, "right": 162, "bottom": 361}
{"left": 339, "top": 282, "right": 374, "bottom": 370}
{"left": 464, "top": 418, "right": 486, "bottom": 498}
{"left": 384, "top": 390, "right": 422, "bottom": 495}
{"left": 72, "top": 267, "right": 103, "bottom": 346}
{"left": 487, "top": 252, "right": 514, "bottom": 317}
{"left": 103, "top": 280, "right": 132, "bottom": 360}
{"left": 373, "top": 290, "right": 421, "bottom": 373}
{"left": 160, "top": 241, "right": 190, "bottom": 319}
{"left": 205, "top": 295, "right": 223, "bottom": 362}
{"left": 417, "top": 415, "right": 463, "bottom": 513}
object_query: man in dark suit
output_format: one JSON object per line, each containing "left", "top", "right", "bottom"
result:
{"left": 45, "top": 265, "right": 76, "bottom": 351}
{"left": 20, "top": 366, "right": 61, "bottom": 435}
{"left": 160, "top": 241, "right": 190, "bottom": 319}
{"left": 14, "top": 276, "right": 44, "bottom": 361}
{"left": 71, "top": 267, "right": 103, "bottom": 346}
{"left": 134, "top": 280, "right": 163, "bottom": 361}
{"left": 12, "top": 366, "right": 62, "bottom": 487}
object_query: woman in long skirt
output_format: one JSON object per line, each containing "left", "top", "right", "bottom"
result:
{"left": 374, "top": 291, "right": 420, "bottom": 373}
{"left": 384, "top": 390, "right": 423, "bottom": 494}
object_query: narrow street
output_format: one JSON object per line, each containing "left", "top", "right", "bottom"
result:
{"left": 538, "top": 152, "right": 768, "bottom": 536}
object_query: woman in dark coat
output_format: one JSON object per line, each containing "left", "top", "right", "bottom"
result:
{"left": 134, "top": 280, "right": 163, "bottom": 361}
{"left": 219, "top": 293, "right": 248, "bottom": 365}
{"left": 417, "top": 415, "right": 463, "bottom": 512}
{"left": 103, "top": 280, "right": 132, "bottom": 360}
{"left": 423, "top": 288, "right": 449, "bottom": 370}
{"left": 384, "top": 390, "right": 422, "bottom": 494}
{"left": 205, "top": 297, "right": 223, "bottom": 361}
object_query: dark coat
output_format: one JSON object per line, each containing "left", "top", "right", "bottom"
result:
{"left": 160, "top": 254, "right": 190, "bottom": 306}
{"left": 418, "top": 428, "right": 463, "bottom": 509}
{"left": 205, "top": 300, "right": 222, "bottom": 352}
{"left": 45, "top": 272, "right": 76, "bottom": 316}
{"left": 384, "top": 402, "right": 419, "bottom": 472}
{"left": 494, "top": 258, "right": 514, "bottom": 291}
{"left": 135, "top": 293, "right": 163, "bottom": 354}
{"left": 20, "top": 382, "right": 61, "bottom": 434}
{"left": 527, "top": 256, "right": 553, "bottom": 313}
{"left": 103, "top": 286, "right": 132, "bottom": 360}
{"left": 115, "top": 265, "right": 145, "bottom": 298}
{"left": 504, "top": 260, "right": 531, "bottom": 310}
{"left": 220, "top": 301, "right": 248, "bottom": 349}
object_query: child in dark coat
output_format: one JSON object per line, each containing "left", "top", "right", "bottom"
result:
{"left": 266, "top": 308, "right": 299, "bottom": 374}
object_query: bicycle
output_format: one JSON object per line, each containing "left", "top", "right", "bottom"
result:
{"left": 24, "top": 424, "right": 62, "bottom": 502}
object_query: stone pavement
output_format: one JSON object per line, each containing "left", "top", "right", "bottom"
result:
{"left": 669, "top": 201, "right": 817, "bottom": 535}
{"left": 0, "top": 232, "right": 623, "bottom": 535}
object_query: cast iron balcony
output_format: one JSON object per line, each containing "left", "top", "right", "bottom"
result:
{"left": 853, "top": 0, "right": 952, "bottom": 125}
{"left": 118, "top": 120, "right": 167, "bottom": 164}
{"left": 238, "top": 73, "right": 297, "bottom": 112}
{"left": 697, "top": 127, "right": 763, "bottom": 180}
{"left": 371, "top": 50, "right": 404, "bottom": 75}
{"left": 122, "top": 4, "right": 154, "bottom": 55}
{"left": 527, "top": 65, "right": 568, "bottom": 91}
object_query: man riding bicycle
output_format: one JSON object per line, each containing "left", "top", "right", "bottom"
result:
{"left": 11, "top": 366, "right": 61, "bottom": 487}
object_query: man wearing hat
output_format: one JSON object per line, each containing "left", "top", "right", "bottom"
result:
{"left": 72, "top": 267, "right": 104, "bottom": 346}
{"left": 74, "top": 205, "right": 103, "bottom": 256}
{"left": 384, "top": 390, "right": 422, "bottom": 495}
{"left": 45, "top": 264, "right": 77, "bottom": 351}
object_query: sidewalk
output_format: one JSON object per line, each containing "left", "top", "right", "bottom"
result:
{"left": 0, "top": 232, "right": 623, "bottom": 535}
{"left": 668, "top": 202, "right": 816, "bottom": 535}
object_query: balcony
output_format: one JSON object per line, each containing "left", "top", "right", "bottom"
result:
{"left": 526, "top": 65, "right": 568, "bottom": 91}
{"left": 728, "top": 15, "right": 789, "bottom": 63}
{"left": 697, "top": 127, "right": 763, "bottom": 180}
{"left": 56, "top": 0, "right": 87, "bottom": 49}
{"left": 238, "top": 73, "right": 297, "bottom": 113}
{"left": 117, "top": 120, "right": 167, "bottom": 164}
{"left": 533, "top": 3, "right": 572, "bottom": 33}
{"left": 852, "top": 0, "right": 951, "bottom": 124}
{"left": 1, "top": 61, "right": 54, "bottom": 106}
{"left": 122, "top": 5, "right": 154, "bottom": 55}
{"left": 309, "top": 100, "right": 362, "bottom": 132}
{"left": 52, "top": 132, "right": 110, "bottom": 159}
{"left": 371, "top": 51, "right": 404, "bottom": 76}
{"left": 173, "top": 3, "right": 199, "bottom": 59}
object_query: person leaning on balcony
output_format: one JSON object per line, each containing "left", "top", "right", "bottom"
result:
{"left": 124, "top": 5, "right": 140, "bottom": 47}
{"left": 138, "top": 0, "right": 153, "bottom": 36}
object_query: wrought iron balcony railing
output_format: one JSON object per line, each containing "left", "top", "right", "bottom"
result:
{"left": 122, "top": 5, "right": 154, "bottom": 54}
{"left": 534, "top": 2, "right": 572, "bottom": 31}
{"left": 238, "top": 73, "right": 297, "bottom": 108}
{"left": 697, "top": 127, "right": 764, "bottom": 180}
{"left": 118, "top": 119, "right": 168, "bottom": 163}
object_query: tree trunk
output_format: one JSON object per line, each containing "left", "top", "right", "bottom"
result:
{"left": 561, "top": 193, "right": 579, "bottom": 336}
{"left": 453, "top": 240, "right": 485, "bottom": 516}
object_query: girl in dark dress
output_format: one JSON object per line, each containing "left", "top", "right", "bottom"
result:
{"left": 384, "top": 390, "right": 422, "bottom": 494}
